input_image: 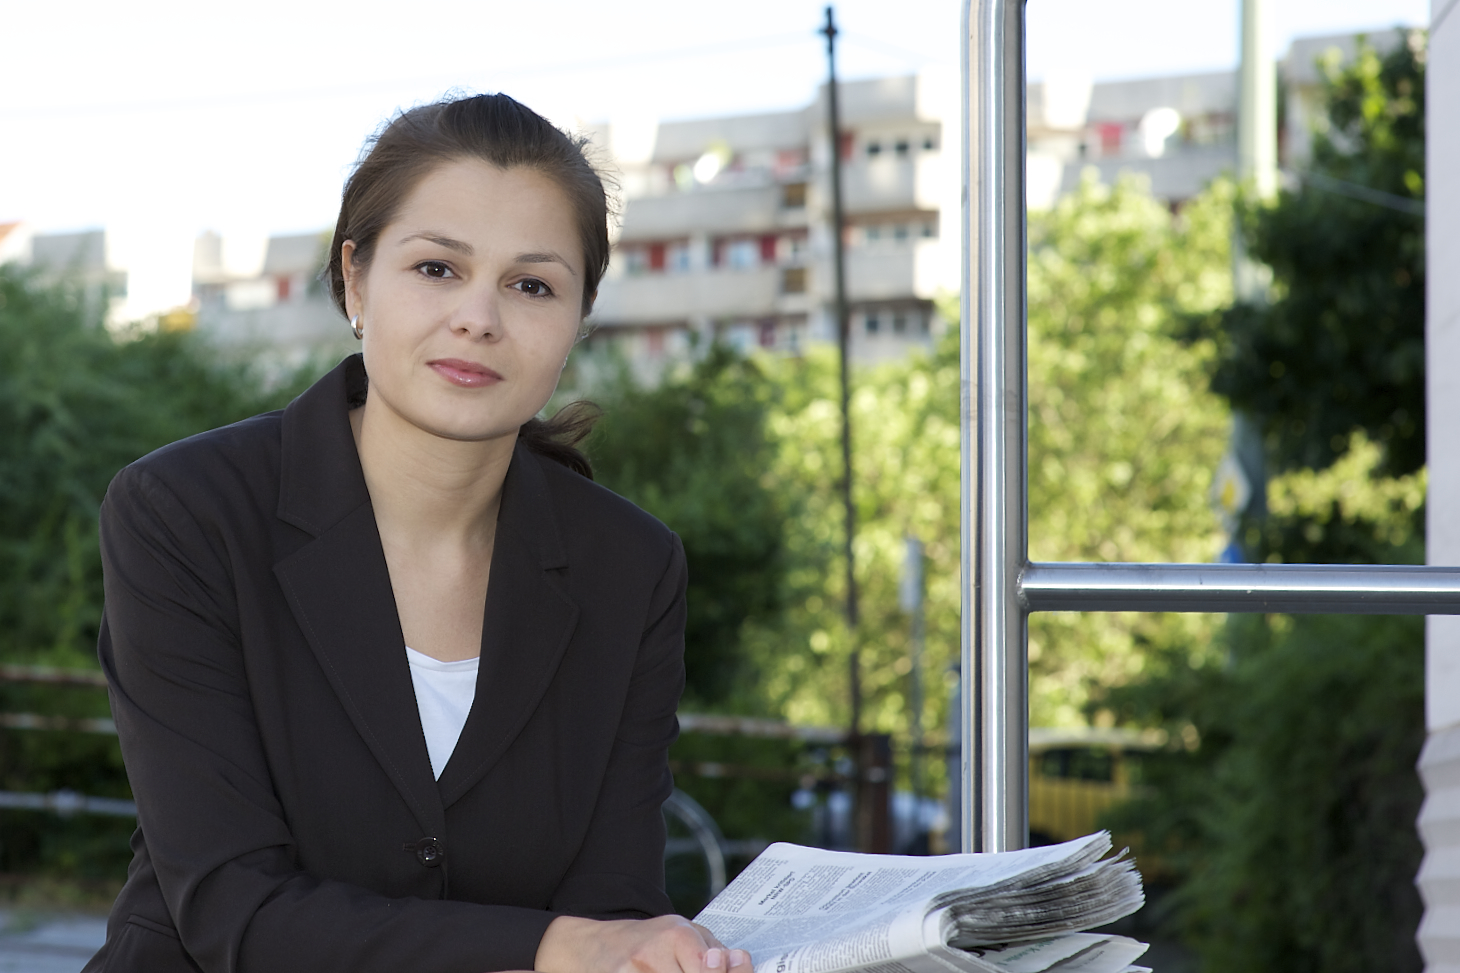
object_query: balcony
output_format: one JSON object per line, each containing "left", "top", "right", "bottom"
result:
{"left": 620, "top": 184, "right": 793, "bottom": 242}
{"left": 844, "top": 240, "right": 956, "bottom": 303}
{"left": 592, "top": 266, "right": 783, "bottom": 324}
{"left": 841, "top": 154, "right": 949, "bottom": 214}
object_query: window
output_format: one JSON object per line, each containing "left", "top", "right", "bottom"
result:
{"left": 648, "top": 243, "right": 666, "bottom": 272}
{"left": 781, "top": 267, "right": 807, "bottom": 294}
{"left": 1097, "top": 122, "right": 1123, "bottom": 157}
{"left": 893, "top": 224, "right": 909, "bottom": 241}
{"left": 624, "top": 247, "right": 648, "bottom": 275}
{"left": 923, "top": 136, "right": 937, "bottom": 151}
{"left": 759, "top": 235, "right": 777, "bottom": 264}
{"left": 865, "top": 312, "right": 880, "bottom": 335}
{"left": 893, "top": 313, "right": 907, "bottom": 334}
{"left": 866, "top": 225, "right": 882, "bottom": 243}
{"left": 895, "top": 139, "right": 910, "bottom": 157}
{"left": 725, "top": 239, "right": 758, "bottom": 269}
{"left": 668, "top": 242, "right": 690, "bottom": 273}
{"left": 758, "top": 320, "right": 777, "bottom": 348}
{"left": 866, "top": 140, "right": 882, "bottom": 157}
{"left": 922, "top": 221, "right": 936, "bottom": 239}
{"left": 781, "top": 181, "right": 807, "bottom": 208}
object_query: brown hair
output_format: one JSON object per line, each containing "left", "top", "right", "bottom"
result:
{"left": 328, "top": 92, "right": 605, "bottom": 478}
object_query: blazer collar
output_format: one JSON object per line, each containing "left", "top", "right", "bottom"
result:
{"left": 272, "top": 355, "right": 577, "bottom": 832}
{"left": 277, "top": 354, "right": 371, "bottom": 538}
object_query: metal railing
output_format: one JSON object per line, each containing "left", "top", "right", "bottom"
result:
{"left": 958, "top": 0, "right": 1460, "bottom": 853}
{"left": 0, "top": 665, "right": 135, "bottom": 817}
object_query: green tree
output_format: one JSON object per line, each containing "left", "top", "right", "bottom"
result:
{"left": 585, "top": 346, "right": 788, "bottom": 707}
{"left": 1209, "top": 33, "right": 1426, "bottom": 476}
{"left": 736, "top": 171, "right": 1234, "bottom": 743}
{"left": 1101, "top": 32, "right": 1429, "bottom": 973}
{"left": 0, "top": 265, "right": 312, "bottom": 880}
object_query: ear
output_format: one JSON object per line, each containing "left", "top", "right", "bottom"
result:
{"left": 340, "top": 240, "right": 364, "bottom": 317}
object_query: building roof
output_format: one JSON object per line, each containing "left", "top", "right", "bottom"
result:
{"left": 262, "top": 232, "right": 325, "bottom": 277}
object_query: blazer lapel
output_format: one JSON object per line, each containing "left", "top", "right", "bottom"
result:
{"left": 436, "top": 443, "right": 579, "bottom": 808}
{"left": 272, "top": 356, "right": 445, "bottom": 837}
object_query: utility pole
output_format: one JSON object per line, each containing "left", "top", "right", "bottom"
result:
{"left": 1219, "top": 0, "right": 1277, "bottom": 560}
{"left": 822, "top": 6, "right": 887, "bottom": 853}
{"left": 1235, "top": 0, "right": 1278, "bottom": 297}
{"left": 820, "top": 5, "right": 860, "bottom": 728}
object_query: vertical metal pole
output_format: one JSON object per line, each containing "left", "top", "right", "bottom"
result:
{"left": 902, "top": 537, "right": 927, "bottom": 801}
{"left": 961, "top": 0, "right": 1029, "bottom": 854}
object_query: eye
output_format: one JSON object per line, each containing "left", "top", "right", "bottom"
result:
{"left": 416, "top": 260, "right": 454, "bottom": 279}
{"left": 513, "top": 277, "right": 554, "bottom": 298}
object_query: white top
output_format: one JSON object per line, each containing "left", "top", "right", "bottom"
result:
{"left": 404, "top": 646, "right": 480, "bottom": 779}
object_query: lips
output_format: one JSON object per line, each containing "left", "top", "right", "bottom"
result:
{"left": 427, "top": 358, "right": 504, "bottom": 388}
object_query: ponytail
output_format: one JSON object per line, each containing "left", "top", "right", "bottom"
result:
{"left": 520, "top": 400, "right": 601, "bottom": 479}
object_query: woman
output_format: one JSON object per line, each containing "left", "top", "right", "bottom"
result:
{"left": 84, "top": 93, "right": 752, "bottom": 973}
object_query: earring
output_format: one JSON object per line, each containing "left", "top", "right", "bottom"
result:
{"left": 350, "top": 314, "right": 363, "bottom": 340}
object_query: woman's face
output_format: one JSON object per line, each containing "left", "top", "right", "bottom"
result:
{"left": 342, "top": 159, "right": 584, "bottom": 444}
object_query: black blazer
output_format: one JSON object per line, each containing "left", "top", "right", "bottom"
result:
{"left": 84, "top": 355, "right": 685, "bottom": 973}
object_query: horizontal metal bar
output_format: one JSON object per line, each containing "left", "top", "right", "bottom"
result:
{"left": 0, "top": 713, "right": 117, "bottom": 734}
{"left": 1021, "top": 562, "right": 1460, "bottom": 614}
{"left": 677, "top": 712, "right": 847, "bottom": 744}
{"left": 0, "top": 789, "right": 135, "bottom": 817}
{"left": 0, "top": 664, "right": 108, "bottom": 687}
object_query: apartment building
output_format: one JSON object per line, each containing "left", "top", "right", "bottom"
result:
{"left": 584, "top": 71, "right": 959, "bottom": 375}
{"left": 583, "top": 29, "right": 1394, "bottom": 375}
{"left": 0, "top": 223, "right": 133, "bottom": 326}
{"left": 191, "top": 229, "right": 352, "bottom": 367}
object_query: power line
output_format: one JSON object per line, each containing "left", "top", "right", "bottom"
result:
{"left": 0, "top": 32, "right": 816, "bottom": 121}
{"left": 1290, "top": 169, "right": 1425, "bottom": 216}
{"left": 840, "top": 31, "right": 945, "bottom": 68}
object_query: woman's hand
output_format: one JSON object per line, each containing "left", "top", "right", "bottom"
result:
{"left": 535, "top": 915, "right": 753, "bottom": 973}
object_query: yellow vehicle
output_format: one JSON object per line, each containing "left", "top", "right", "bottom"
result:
{"left": 1028, "top": 727, "right": 1162, "bottom": 850}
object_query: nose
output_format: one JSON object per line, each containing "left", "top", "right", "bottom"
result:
{"left": 451, "top": 285, "right": 502, "bottom": 341}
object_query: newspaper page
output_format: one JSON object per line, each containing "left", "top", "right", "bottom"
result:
{"left": 694, "top": 836, "right": 1144, "bottom": 973}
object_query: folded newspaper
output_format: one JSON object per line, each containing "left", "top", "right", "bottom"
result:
{"left": 694, "top": 831, "right": 1147, "bottom": 973}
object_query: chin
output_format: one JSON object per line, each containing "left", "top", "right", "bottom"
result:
{"left": 411, "top": 409, "right": 524, "bottom": 444}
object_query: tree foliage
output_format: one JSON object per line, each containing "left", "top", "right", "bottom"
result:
{"left": 0, "top": 265, "right": 311, "bottom": 879}
{"left": 701, "top": 172, "right": 1235, "bottom": 739}
{"left": 1101, "top": 32, "right": 1429, "bottom": 973}
{"left": 1208, "top": 33, "right": 1426, "bottom": 476}
{"left": 585, "top": 346, "right": 788, "bottom": 706}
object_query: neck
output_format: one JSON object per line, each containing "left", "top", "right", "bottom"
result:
{"left": 350, "top": 398, "right": 515, "bottom": 551}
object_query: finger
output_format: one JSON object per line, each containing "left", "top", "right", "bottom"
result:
{"left": 692, "top": 923, "right": 728, "bottom": 951}
{"left": 729, "top": 949, "right": 753, "bottom": 971}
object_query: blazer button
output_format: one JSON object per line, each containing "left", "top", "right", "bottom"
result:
{"left": 405, "top": 837, "right": 444, "bottom": 867}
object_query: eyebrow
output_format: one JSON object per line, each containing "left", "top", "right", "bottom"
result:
{"left": 398, "top": 232, "right": 474, "bottom": 255}
{"left": 516, "top": 251, "right": 579, "bottom": 276}
{"left": 396, "top": 234, "right": 577, "bottom": 276}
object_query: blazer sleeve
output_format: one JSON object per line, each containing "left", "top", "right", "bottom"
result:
{"left": 99, "top": 464, "right": 560, "bottom": 973}
{"left": 547, "top": 532, "right": 686, "bottom": 919}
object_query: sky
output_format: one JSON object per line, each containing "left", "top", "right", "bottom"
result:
{"left": 0, "top": 0, "right": 1431, "bottom": 313}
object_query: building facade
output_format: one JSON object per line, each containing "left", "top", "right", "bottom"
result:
{"left": 585, "top": 72, "right": 959, "bottom": 376}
